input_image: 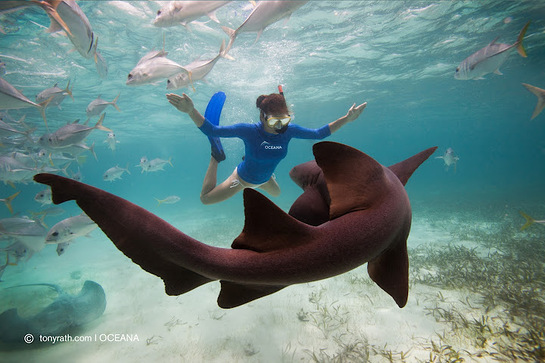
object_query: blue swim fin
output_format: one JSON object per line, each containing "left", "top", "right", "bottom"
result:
{"left": 204, "top": 91, "right": 226, "bottom": 162}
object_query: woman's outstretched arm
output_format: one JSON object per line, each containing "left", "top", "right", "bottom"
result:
{"left": 328, "top": 101, "right": 367, "bottom": 134}
{"left": 166, "top": 93, "right": 205, "bottom": 127}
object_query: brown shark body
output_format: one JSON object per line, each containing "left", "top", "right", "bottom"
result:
{"left": 34, "top": 142, "right": 436, "bottom": 308}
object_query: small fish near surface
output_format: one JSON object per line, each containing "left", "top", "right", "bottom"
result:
{"left": 167, "top": 40, "right": 232, "bottom": 90}
{"left": 126, "top": 48, "right": 190, "bottom": 86}
{"left": 86, "top": 93, "right": 120, "bottom": 121}
{"left": 36, "top": 80, "right": 74, "bottom": 109}
{"left": 522, "top": 83, "right": 545, "bottom": 120}
{"left": 0, "top": 281, "right": 106, "bottom": 344}
{"left": 153, "top": 0, "right": 231, "bottom": 28}
{"left": 436, "top": 147, "right": 459, "bottom": 172}
{"left": 45, "top": 212, "right": 97, "bottom": 245}
{"left": 454, "top": 21, "right": 530, "bottom": 80}
{"left": 39, "top": 113, "right": 111, "bottom": 149}
{"left": 103, "top": 164, "right": 130, "bottom": 181}
{"left": 222, "top": 0, "right": 308, "bottom": 52}
{"left": 34, "top": 141, "right": 437, "bottom": 309}
{"left": 155, "top": 195, "right": 180, "bottom": 206}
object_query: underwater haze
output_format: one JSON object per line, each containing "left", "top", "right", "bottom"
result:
{"left": 1, "top": 1, "right": 545, "bottom": 361}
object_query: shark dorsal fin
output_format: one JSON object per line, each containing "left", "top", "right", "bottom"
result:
{"left": 232, "top": 189, "right": 313, "bottom": 252}
{"left": 388, "top": 147, "right": 438, "bottom": 186}
{"left": 312, "top": 142, "right": 387, "bottom": 219}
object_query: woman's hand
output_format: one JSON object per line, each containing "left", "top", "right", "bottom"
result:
{"left": 166, "top": 93, "right": 194, "bottom": 114}
{"left": 345, "top": 102, "right": 367, "bottom": 122}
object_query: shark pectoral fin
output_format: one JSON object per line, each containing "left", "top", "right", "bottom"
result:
{"left": 218, "top": 281, "right": 287, "bottom": 309}
{"left": 312, "top": 142, "right": 386, "bottom": 219}
{"left": 232, "top": 189, "right": 314, "bottom": 252}
{"left": 388, "top": 147, "right": 438, "bottom": 186}
{"left": 367, "top": 237, "right": 409, "bottom": 308}
{"left": 33, "top": 173, "right": 214, "bottom": 296}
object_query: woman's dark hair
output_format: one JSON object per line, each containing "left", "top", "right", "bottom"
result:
{"left": 256, "top": 93, "right": 289, "bottom": 115}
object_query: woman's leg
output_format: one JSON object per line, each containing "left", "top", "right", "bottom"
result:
{"left": 200, "top": 160, "right": 244, "bottom": 204}
{"left": 258, "top": 174, "right": 281, "bottom": 197}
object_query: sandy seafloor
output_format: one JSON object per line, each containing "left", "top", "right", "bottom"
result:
{"left": 1, "top": 197, "right": 543, "bottom": 363}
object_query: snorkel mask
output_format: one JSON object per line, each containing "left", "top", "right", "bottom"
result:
{"left": 267, "top": 85, "right": 290, "bottom": 134}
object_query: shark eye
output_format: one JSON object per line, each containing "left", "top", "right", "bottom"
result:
{"left": 455, "top": 67, "right": 459, "bottom": 73}
{"left": 52, "top": 231, "right": 58, "bottom": 237}
{"left": 157, "top": 10, "right": 161, "bottom": 16}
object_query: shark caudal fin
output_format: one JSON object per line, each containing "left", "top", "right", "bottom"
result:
{"left": 33, "top": 173, "right": 214, "bottom": 296}
{"left": 388, "top": 147, "right": 438, "bottom": 186}
{"left": 34, "top": 173, "right": 84, "bottom": 204}
{"left": 218, "top": 189, "right": 315, "bottom": 308}
{"left": 312, "top": 142, "right": 387, "bottom": 219}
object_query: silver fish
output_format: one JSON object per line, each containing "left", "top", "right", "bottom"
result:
{"left": 36, "top": 80, "right": 73, "bottom": 109}
{"left": 0, "top": 154, "right": 35, "bottom": 185}
{"left": 167, "top": 40, "right": 231, "bottom": 90}
{"left": 39, "top": 113, "right": 111, "bottom": 149}
{"left": 104, "top": 132, "right": 119, "bottom": 151}
{"left": 0, "top": 77, "right": 49, "bottom": 127}
{"left": 522, "top": 83, "right": 545, "bottom": 120}
{"left": 86, "top": 93, "right": 120, "bottom": 119}
{"left": 37, "top": 0, "right": 97, "bottom": 59}
{"left": 222, "top": 0, "right": 308, "bottom": 52}
{"left": 454, "top": 21, "right": 530, "bottom": 80}
{"left": 0, "top": 216, "right": 47, "bottom": 252}
{"left": 103, "top": 164, "right": 130, "bottom": 181}
{"left": 153, "top": 0, "right": 230, "bottom": 28}
{"left": 126, "top": 49, "right": 189, "bottom": 86}
{"left": 45, "top": 213, "right": 97, "bottom": 244}
{"left": 436, "top": 147, "right": 459, "bottom": 172}
{"left": 155, "top": 195, "right": 180, "bottom": 206}
{"left": 139, "top": 157, "right": 173, "bottom": 173}
{"left": 34, "top": 188, "right": 52, "bottom": 205}
{"left": 33, "top": 0, "right": 107, "bottom": 77}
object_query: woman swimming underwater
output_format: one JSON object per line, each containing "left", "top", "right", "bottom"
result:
{"left": 166, "top": 88, "right": 366, "bottom": 204}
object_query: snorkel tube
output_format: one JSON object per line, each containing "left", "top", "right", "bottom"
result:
{"left": 274, "top": 84, "right": 289, "bottom": 134}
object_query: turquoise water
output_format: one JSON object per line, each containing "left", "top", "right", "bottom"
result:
{"left": 1, "top": 1, "right": 545, "bottom": 361}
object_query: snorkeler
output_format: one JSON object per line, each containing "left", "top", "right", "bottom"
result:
{"left": 166, "top": 88, "right": 366, "bottom": 204}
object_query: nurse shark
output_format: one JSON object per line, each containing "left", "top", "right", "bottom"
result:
{"left": 34, "top": 142, "right": 436, "bottom": 309}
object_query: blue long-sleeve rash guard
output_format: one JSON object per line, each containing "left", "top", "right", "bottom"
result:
{"left": 199, "top": 119, "right": 331, "bottom": 184}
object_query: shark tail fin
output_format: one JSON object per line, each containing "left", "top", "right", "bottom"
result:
{"left": 516, "top": 21, "right": 530, "bottom": 58}
{"left": 388, "top": 147, "right": 438, "bottom": 186}
{"left": 519, "top": 210, "right": 535, "bottom": 230}
{"left": 33, "top": 173, "right": 214, "bottom": 297}
{"left": 34, "top": 173, "right": 81, "bottom": 204}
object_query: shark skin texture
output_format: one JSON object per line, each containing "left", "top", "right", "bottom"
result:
{"left": 34, "top": 142, "right": 437, "bottom": 309}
